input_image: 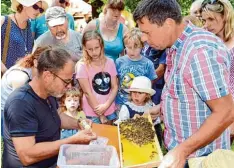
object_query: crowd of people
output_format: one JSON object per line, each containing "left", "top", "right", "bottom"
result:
{"left": 1, "top": 0, "right": 234, "bottom": 168}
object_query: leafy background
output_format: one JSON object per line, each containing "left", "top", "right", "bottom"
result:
{"left": 2, "top": 0, "right": 234, "bottom": 16}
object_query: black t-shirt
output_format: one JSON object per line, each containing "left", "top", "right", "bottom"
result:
{"left": 3, "top": 84, "right": 61, "bottom": 168}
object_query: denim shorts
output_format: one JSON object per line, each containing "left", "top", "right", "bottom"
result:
{"left": 86, "top": 112, "right": 117, "bottom": 124}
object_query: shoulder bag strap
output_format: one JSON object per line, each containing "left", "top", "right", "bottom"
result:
{"left": 2, "top": 16, "right": 12, "bottom": 65}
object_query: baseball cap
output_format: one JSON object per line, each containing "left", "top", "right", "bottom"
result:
{"left": 45, "top": 6, "right": 67, "bottom": 27}
{"left": 11, "top": 0, "right": 48, "bottom": 12}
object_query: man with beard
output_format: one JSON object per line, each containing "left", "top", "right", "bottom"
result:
{"left": 2, "top": 48, "right": 97, "bottom": 168}
{"left": 31, "top": 0, "right": 75, "bottom": 40}
{"left": 34, "top": 6, "right": 82, "bottom": 63}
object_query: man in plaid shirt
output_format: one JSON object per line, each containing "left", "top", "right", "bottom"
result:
{"left": 134, "top": 0, "right": 234, "bottom": 168}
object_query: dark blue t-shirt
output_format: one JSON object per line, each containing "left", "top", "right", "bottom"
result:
{"left": 141, "top": 43, "right": 166, "bottom": 105}
{"left": 3, "top": 84, "right": 61, "bottom": 168}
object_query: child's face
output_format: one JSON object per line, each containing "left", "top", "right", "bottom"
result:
{"left": 131, "top": 91, "right": 148, "bottom": 106}
{"left": 65, "top": 96, "right": 80, "bottom": 112}
{"left": 85, "top": 39, "right": 102, "bottom": 61}
{"left": 126, "top": 43, "right": 142, "bottom": 60}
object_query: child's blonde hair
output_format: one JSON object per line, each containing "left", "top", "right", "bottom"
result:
{"left": 81, "top": 30, "right": 106, "bottom": 65}
{"left": 183, "top": 15, "right": 203, "bottom": 27}
{"left": 59, "top": 87, "right": 83, "bottom": 113}
{"left": 124, "top": 28, "right": 144, "bottom": 48}
{"left": 128, "top": 92, "right": 151, "bottom": 104}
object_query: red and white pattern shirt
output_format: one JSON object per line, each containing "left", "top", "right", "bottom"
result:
{"left": 161, "top": 23, "right": 231, "bottom": 157}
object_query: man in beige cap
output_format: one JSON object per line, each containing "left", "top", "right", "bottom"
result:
{"left": 34, "top": 6, "right": 82, "bottom": 63}
{"left": 31, "top": 0, "right": 75, "bottom": 40}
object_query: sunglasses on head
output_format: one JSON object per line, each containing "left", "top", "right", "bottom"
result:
{"left": 59, "top": 0, "right": 70, "bottom": 6}
{"left": 32, "top": 4, "right": 44, "bottom": 13}
{"left": 202, "top": 0, "right": 222, "bottom": 7}
{"left": 201, "top": 0, "right": 224, "bottom": 12}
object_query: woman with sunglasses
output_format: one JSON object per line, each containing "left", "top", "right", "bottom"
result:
{"left": 84, "top": 0, "right": 128, "bottom": 62}
{"left": 1, "top": 0, "right": 48, "bottom": 76}
{"left": 201, "top": 0, "right": 234, "bottom": 142}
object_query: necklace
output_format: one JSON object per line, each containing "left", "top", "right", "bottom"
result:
{"left": 14, "top": 14, "right": 29, "bottom": 55}
{"left": 104, "top": 19, "right": 118, "bottom": 31}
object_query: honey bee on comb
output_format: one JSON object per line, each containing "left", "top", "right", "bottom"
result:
{"left": 119, "top": 117, "right": 155, "bottom": 146}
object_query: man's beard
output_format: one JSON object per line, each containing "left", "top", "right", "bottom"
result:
{"left": 56, "top": 31, "right": 66, "bottom": 40}
{"left": 47, "top": 88, "right": 65, "bottom": 98}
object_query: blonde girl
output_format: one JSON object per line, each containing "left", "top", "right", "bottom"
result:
{"left": 76, "top": 30, "right": 118, "bottom": 124}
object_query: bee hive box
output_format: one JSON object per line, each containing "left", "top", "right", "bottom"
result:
{"left": 117, "top": 115, "right": 163, "bottom": 168}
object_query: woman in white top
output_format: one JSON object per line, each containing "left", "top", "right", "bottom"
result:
{"left": 1, "top": 46, "right": 50, "bottom": 136}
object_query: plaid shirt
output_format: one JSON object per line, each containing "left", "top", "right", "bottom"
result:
{"left": 161, "top": 23, "right": 231, "bottom": 157}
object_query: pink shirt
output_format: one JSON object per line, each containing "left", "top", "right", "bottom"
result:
{"left": 229, "top": 47, "right": 234, "bottom": 99}
{"left": 76, "top": 58, "right": 117, "bottom": 117}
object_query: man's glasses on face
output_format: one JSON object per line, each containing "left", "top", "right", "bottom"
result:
{"left": 32, "top": 4, "right": 44, "bottom": 13}
{"left": 50, "top": 71, "right": 73, "bottom": 87}
{"left": 59, "top": 0, "right": 70, "bottom": 6}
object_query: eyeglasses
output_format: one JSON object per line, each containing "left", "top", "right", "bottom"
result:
{"left": 51, "top": 71, "right": 73, "bottom": 87}
{"left": 59, "top": 0, "right": 70, "bottom": 6}
{"left": 32, "top": 4, "right": 44, "bottom": 13}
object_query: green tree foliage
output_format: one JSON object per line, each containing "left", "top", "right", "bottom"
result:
{"left": 1, "top": 0, "right": 234, "bottom": 16}
{"left": 1, "top": 0, "right": 13, "bottom": 15}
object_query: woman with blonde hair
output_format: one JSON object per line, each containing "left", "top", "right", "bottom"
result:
{"left": 201, "top": 0, "right": 234, "bottom": 142}
{"left": 1, "top": 0, "right": 48, "bottom": 75}
{"left": 84, "top": 0, "right": 128, "bottom": 62}
{"left": 76, "top": 30, "right": 118, "bottom": 124}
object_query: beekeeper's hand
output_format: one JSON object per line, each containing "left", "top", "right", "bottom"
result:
{"left": 159, "top": 146, "right": 187, "bottom": 168}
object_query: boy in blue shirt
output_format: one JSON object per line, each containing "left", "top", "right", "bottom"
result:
{"left": 115, "top": 28, "right": 157, "bottom": 107}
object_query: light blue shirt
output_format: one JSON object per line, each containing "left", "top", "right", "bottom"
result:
{"left": 115, "top": 55, "right": 157, "bottom": 105}
{"left": 30, "top": 13, "right": 75, "bottom": 40}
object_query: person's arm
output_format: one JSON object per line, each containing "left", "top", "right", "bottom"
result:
{"left": 159, "top": 47, "right": 233, "bottom": 168}
{"left": 119, "top": 24, "right": 129, "bottom": 56}
{"left": 12, "top": 129, "right": 97, "bottom": 166}
{"left": 78, "top": 78, "right": 99, "bottom": 111}
{"left": 94, "top": 75, "right": 118, "bottom": 115}
{"left": 147, "top": 104, "right": 161, "bottom": 120}
{"left": 83, "top": 19, "right": 97, "bottom": 33}
{"left": 1, "top": 62, "right": 7, "bottom": 74}
{"left": 7, "top": 70, "right": 29, "bottom": 90}
{"left": 159, "top": 95, "right": 234, "bottom": 168}
{"left": 155, "top": 64, "right": 166, "bottom": 80}
{"left": 59, "top": 112, "right": 92, "bottom": 130}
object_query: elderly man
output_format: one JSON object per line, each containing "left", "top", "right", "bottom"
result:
{"left": 190, "top": 0, "right": 203, "bottom": 19}
{"left": 34, "top": 6, "right": 82, "bottom": 62}
{"left": 133, "top": 0, "right": 234, "bottom": 168}
{"left": 2, "top": 48, "right": 97, "bottom": 168}
{"left": 31, "top": 0, "right": 75, "bottom": 40}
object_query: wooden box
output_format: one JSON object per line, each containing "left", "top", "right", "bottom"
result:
{"left": 117, "top": 115, "right": 163, "bottom": 168}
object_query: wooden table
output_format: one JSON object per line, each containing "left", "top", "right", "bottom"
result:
{"left": 92, "top": 123, "right": 120, "bottom": 157}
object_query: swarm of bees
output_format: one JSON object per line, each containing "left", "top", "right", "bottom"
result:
{"left": 119, "top": 117, "right": 155, "bottom": 147}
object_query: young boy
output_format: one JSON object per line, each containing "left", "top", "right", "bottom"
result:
{"left": 115, "top": 28, "right": 157, "bottom": 109}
